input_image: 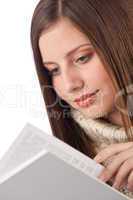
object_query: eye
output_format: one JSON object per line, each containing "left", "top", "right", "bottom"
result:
{"left": 48, "top": 53, "right": 94, "bottom": 77}
{"left": 75, "top": 53, "right": 93, "bottom": 64}
{"left": 48, "top": 67, "right": 60, "bottom": 76}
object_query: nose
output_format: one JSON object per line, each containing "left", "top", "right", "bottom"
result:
{"left": 61, "top": 69, "right": 84, "bottom": 93}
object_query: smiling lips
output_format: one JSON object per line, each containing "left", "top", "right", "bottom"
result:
{"left": 74, "top": 89, "right": 99, "bottom": 108}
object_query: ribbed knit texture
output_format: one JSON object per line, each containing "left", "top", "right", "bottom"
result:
{"left": 71, "top": 108, "right": 133, "bottom": 199}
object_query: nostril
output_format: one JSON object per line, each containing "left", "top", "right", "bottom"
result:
{"left": 71, "top": 80, "right": 84, "bottom": 91}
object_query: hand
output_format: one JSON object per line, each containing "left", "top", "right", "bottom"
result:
{"left": 94, "top": 142, "right": 133, "bottom": 192}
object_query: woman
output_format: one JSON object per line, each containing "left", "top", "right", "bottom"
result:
{"left": 30, "top": 0, "right": 133, "bottom": 198}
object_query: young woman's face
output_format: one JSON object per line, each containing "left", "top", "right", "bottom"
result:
{"left": 39, "top": 18, "right": 118, "bottom": 120}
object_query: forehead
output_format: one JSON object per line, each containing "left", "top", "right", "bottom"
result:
{"left": 38, "top": 18, "right": 91, "bottom": 62}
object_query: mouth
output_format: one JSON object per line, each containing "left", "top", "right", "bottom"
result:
{"left": 74, "top": 89, "right": 99, "bottom": 102}
{"left": 74, "top": 89, "right": 99, "bottom": 108}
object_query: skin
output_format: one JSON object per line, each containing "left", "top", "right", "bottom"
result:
{"left": 39, "top": 17, "right": 133, "bottom": 191}
{"left": 39, "top": 17, "right": 122, "bottom": 125}
{"left": 94, "top": 142, "right": 133, "bottom": 191}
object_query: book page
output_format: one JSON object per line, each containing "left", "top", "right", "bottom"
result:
{"left": 0, "top": 123, "right": 104, "bottom": 181}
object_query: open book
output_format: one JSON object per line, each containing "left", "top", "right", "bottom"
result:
{"left": 0, "top": 123, "right": 130, "bottom": 200}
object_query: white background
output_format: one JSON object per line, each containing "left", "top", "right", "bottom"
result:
{"left": 0, "top": 0, "right": 52, "bottom": 159}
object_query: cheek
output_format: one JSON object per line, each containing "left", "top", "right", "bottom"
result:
{"left": 84, "top": 56, "right": 116, "bottom": 98}
{"left": 53, "top": 79, "right": 66, "bottom": 99}
{"left": 82, "top": 54, "right": 107, "bottom": 83}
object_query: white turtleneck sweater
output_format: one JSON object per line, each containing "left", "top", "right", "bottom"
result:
{"left": 70, "top": 108, "right": 133, "bottom": 199}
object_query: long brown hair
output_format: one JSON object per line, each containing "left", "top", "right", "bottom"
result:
{"left": 30, "top": 0, "right": 133, "bottom": 158}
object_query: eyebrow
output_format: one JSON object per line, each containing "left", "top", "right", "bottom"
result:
{"left": 43, "top": 43, "right": 91, "bottom": 65}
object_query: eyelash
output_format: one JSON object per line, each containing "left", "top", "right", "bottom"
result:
{"left": 48, "top": 53, "right": 93, "bottom": 76}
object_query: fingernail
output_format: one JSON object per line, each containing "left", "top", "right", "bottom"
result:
{"left": 99, "top": 174, "right": 107, "bottom": 182}
{"left": 113, "top": 182, "right": 120, "bottom": 189}
{"left": 94, "top": 156, "right": 102, "bottom": 163}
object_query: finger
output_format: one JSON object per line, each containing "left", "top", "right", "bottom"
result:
{"left": 127, "top": 170, "right": 133, "bottom": 192}
{"left": 98, "top": 147, "right": 133, "bottom": 182}
{"left": 112, "top": 157, "right": 133, "bottom": 190}
{"left": 94, "top": 142, "right": 133, "bottom": 163}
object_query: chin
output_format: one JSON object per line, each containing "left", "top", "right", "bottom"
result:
{"left": 83, "top": 107, "right": 109, "bottom": 120}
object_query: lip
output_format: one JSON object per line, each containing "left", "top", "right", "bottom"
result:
{"left": 74, "top": 89, "right": 99, "bottom": 103}
{"left": 75, "top": 97, "right": 96, "bottom": 108}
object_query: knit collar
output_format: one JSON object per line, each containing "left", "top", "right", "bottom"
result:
{"left": 70, "top": 107, "right": 131, "bottom": 143}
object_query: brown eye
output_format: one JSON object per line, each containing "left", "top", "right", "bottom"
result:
{"left": 75, "top": 53, "right": 93, "bottom": 64}
{"left": 48, "top": 67, "right": 60, "bottom": 76}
